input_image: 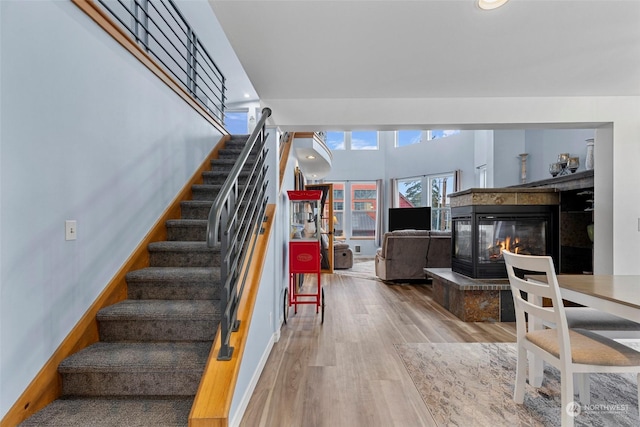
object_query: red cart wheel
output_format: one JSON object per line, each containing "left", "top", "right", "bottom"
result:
{"left": 283, "top": 288, "right": 289, "bottom": 325}
{"left": 321, "top": 288, "right": 325, "bottom": 324}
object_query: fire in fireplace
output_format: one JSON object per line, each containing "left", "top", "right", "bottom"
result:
{"left": 450, "top": 189, "right": 559, "bottom": 279}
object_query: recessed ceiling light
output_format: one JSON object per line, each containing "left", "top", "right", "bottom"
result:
{"left": 243, "top": 93, "right": 250, "bottom": 98}
{"left": 478, "top": 0, "right": 509, "bottom": 10}
{"left": 306, "top": 155, "right": 316, "bottom": 160}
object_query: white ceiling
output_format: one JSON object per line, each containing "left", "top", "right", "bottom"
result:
{"left": 210, "top": 0, "right": 640, "bottom": 129}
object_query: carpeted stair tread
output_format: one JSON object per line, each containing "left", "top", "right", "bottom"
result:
{"left": 165, "top": 219, "right": 207, "bottom": 226}
{"left": 191, "top": 183, "right": 248, "bottom": 192}
{"left": 191, "top": 183, "right": 224, "bottom": 192}
{"left": 147, "top": 241, "right": 219, "bottom": 256}
{"left": 18, "top": 397, "right": 192, "bottom": 427}
{"left": 147, "top": 241, "right": 219, "bottom": 252}
{"left": 190, "top": 184, "right": 250, "bottom": 202}
{"left": 203, "top": 168, "right": 250, "bottom": 175}
{"left": 209, "top": 158, "right": 254, "bottom": 168}
{"left": 126, "top": 266, "right": 220, "bottom": 283}
{"left": 218, "top": 148, "right": 258, "bottom": 158}
{"left": 210, "top": 158, "right": 238, "bottom": 166}
{"left": 180, "top": 200, "right": 214, "bottom": 219}
{"left": 58, "top": 342, "right": 211, "bottom": 373}
{"left": 202, "top": 169, "right": 250, "bottom": 183}
{"left": 165, "top": 219, "right": 207, "bottom": 241}
{"left": 147, "top": 241, "right": 220, "bottom": 267}
{"left": 96, "top": 300, "right": 220, "bottom": 342}
{"left": 125, "top": 267, "right": 221, "bottom": 300}
{"left": 97, "top": 300, "right": 220, "bottom": 321}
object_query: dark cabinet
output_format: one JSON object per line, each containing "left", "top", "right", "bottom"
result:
{"left": 513, "top": 169, "right": 594, "bottom": 274}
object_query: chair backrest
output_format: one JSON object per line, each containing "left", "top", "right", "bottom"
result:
{"left": 502, "top": 250, "right": 571, "bottom": 356}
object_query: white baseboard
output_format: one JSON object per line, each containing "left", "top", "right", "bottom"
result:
{"left": 229, "top": 331, "right": 277, "bottom": 427}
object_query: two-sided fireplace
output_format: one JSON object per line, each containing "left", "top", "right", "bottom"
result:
{"left": 450, "top": 189, "right": 560, "bottom": 279}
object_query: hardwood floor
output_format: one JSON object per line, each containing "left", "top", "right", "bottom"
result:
{"left": 240, "top": 260, "right": 516, "bottom": 427}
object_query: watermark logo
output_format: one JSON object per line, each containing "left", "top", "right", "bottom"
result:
{"left": 566, "top": 401, "right": 581, "bottom": 418}
{"left": 566, "top": 401, "right": 630, "bottom": 417}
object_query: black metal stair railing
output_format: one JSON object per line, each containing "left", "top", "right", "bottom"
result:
{"left": 96, "top": 0, "right": 226, "bottom": 121}
{"left": 207, "top": 107, "right": 272, "bottom": 360}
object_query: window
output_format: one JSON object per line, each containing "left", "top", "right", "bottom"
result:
{"left": 430, "top": 174, "right": 454, "bottom": 231}
{"left": 224, "top": 110, "right": 248, "bottom": 134}
{"left": 396, "top": 130, "right": 423, "bottom": 147}
{"left": 428, "top": 130, "right": 460, "bottom": 140}
{"left": 354, "top": 189, "right": 376, "bottom": 199}
{"left": 351, "top": 131, "right": 378, "bottom": 150}
{"left": 354, "top": 202, "right": 374, "bottom": 211}
{"left": 351, "top": 182, "right": 377, "bottom": 237}
{"left": 331, "top": 182, "right": 345, "bottom": 237}
{"left": 397, "top": 177, "right": 424, "bottom": 207}
{"left": 393, "top": 173, "right": 454, "bottom": 231}
{"left": 326, "top": 132, "right": 346, "bottom": 150}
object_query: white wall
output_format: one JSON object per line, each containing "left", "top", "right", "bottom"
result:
{"left": 0, "top": 1, "right": 222, "bottom": 417}
{"left": 524, "top": 129, "right": 595, "bottom": 183}
{"left": 474, "top": 130, "right": 493, "bottom": 187}
{"left": 492, "top": 130, "right": 526, "bottom": 187}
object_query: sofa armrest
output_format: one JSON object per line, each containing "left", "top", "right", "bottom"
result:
{"left": 426, "top": 236, "right": 452, "bottom": 268}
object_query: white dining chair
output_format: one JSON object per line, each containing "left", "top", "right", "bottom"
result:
{"left": 502, "top": 249, "right": 640, "bottom": 427}
{"left": 548, "top": 306, "right": 640, "bottom": 404}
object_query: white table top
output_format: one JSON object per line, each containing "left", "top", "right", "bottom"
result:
{"left": 530, "top": 274, "right": 640, "bottom": 323}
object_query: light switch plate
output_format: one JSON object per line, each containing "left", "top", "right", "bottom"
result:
{"left": 65, "top": 220, "right": 77, "bottom": 241}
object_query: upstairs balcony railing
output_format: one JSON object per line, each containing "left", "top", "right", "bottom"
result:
{"left": 96, "top": 0, "right": 226, "bottom": 121}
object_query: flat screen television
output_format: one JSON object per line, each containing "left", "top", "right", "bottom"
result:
{"left": 388, "top": 207, "right": 431, "bottom": 232}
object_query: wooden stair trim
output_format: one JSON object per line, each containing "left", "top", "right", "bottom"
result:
{"left": 1, "top": 137, "right": 228, "bottom": 427}
{"left": 279, "top": 132, "right": 294, "bottom": 190}
{"left": 189, "top": 204, "right": 276, "bottom": 427}
{"left": 70, "top": 0, "right": 227, "bottom": 135}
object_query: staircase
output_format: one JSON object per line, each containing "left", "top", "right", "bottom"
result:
{"left": 19, "top": 135, "right": 253, "bottom": 427}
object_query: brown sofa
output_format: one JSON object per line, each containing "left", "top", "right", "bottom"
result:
{"left": 374, "top": 229, "right": 451, "bottom": 282}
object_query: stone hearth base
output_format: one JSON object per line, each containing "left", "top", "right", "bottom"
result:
{"left": 424, "top": 268, "right": 515, "bottom": 322}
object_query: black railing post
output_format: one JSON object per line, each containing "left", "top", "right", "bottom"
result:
{"left": 217, "top": 204, "right": 234, "bottom": 361}
{"left": 187, "top": 29, "right": 197, "bottom": 95}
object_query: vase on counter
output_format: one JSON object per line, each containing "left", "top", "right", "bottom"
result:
{"left": 585, "top": 138, "right": 594, "bottom": 170}
{"left": 519, "top": 153, "right": 528, "bottom": 184}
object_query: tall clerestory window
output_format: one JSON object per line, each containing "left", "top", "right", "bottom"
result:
{"left": 325, "top": 131, "right": 346, "bottom": 150}
{"left": 350, "top": 131, "right": 378, "bottom": 150}
{"left": 396, "top": 130, "right": 461, "bottom": 147}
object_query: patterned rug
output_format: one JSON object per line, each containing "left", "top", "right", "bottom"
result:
{"left": 394, "top": 342, "right": 639, "bottom": 427}
{"left": 334, "top": 258, "right": 379, "bottom": 281}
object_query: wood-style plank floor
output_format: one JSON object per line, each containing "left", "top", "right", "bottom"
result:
{"left": 240, "top": 260, "right": 516, "bottom": 427}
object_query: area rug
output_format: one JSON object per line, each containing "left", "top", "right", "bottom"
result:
{"left": 334, "top": 258, "right": 379, "bottom": 281}
{"left": 394, "top": 342, "right": 639, "bottom": 427}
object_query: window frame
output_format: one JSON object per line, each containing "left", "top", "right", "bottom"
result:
{"left": 350, "top": 181, "right": 378, "bottom": 239}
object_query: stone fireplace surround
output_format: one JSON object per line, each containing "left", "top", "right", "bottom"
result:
{"left": 426, "top": 187, "right": 560, "bottom": 322}
{"left": 427, "top": 171, "right": 594, "bottom": 322}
